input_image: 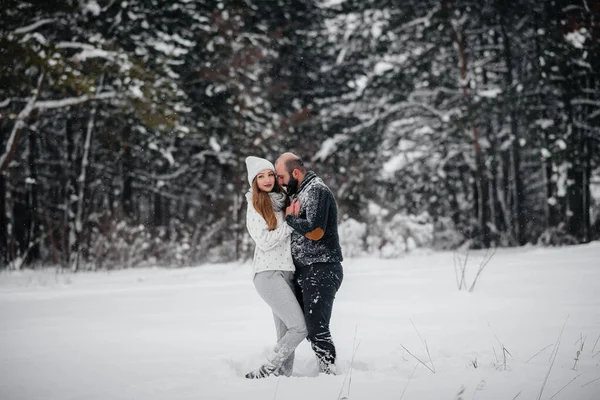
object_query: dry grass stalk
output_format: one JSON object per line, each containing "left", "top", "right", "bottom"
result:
{"left": 581, "top": 376, "right": 600, "bottom": 387}
{"left": 338, "top": 326, "right": 360, "bottom": 400}
{"left": 399, "top": 363, "right": 418, "bottom": 400}
{"left": 537, "top": 316, "right": 569, "bottom": 400}
{"left": 452, "top": 247, "right": 496, "bottom": 292}
{"left": 273, "top": 377, "right": 280, "bottom": 400}
{"left": 572, "top": 333, "right": 586, "bottom": 370}
{"left": 410, "top": 319, "right": 435, "bottom": 372}
{"left": 548, "top": 373, "right": 583, "bottom": 400}
{"left": 525, "top": 344, "right": 553, "bottom": 364}
{"left": 468, "top": 247, "right": 496, "bottom": 292}
{"left": 453, "top": 248, "right": 470, "bottom": 290}
{"left": 399, "top": 343, "right": 436, "bottom": 374}
{"left": 591, "top": 333, "right": 600, "bottom": 354}
{"left": 489, "top": 322, "right": 512, "bottom": 371}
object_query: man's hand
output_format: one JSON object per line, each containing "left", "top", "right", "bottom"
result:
{"left": 286, "top": 200, "right": 301, "bottom": 216}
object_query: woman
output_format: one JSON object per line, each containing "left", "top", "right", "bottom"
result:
{"left": 244, "top": 156, "right": 306, "bottom": 379}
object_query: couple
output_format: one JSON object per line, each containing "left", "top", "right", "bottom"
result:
{"left": 244, "top": 152, "right": 344, "bottom": 379}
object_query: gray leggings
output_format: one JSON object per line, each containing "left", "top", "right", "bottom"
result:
{"left": 253, "top": 270, "right": 307, "bottom": 376}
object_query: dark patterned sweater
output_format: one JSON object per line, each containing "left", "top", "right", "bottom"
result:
{"left": 285, "top": 171, "right": 343, "bottom": 268}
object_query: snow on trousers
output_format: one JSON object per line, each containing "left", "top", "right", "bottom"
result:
{"left": 294, "top": 262, "right": 343, "bottom": 371}
{"left": 253, "top": 270, "right": 307, "bottom": 375}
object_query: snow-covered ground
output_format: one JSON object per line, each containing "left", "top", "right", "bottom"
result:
{"left": 1, "top": 243, "right": 600, "bottom": 400}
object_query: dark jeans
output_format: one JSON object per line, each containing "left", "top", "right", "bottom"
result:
{"left": 294, "top": 262, "right": 343, "bottom": 371}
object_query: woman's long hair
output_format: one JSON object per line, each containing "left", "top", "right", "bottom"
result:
{"left": 252, "top": 177, "right": 288, "bottom": 231}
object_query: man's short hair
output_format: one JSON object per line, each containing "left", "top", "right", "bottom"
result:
{"left": 286, "top": 158, "right": 307, "bottom": 174}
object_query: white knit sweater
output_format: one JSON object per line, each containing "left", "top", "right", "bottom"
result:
{"left": 245, "top": 193, "right": 294, "bottom": 274}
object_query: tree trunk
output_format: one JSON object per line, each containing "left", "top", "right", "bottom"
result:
{"left": 121, "top": 127, "right": 134, "bottom": 219}
{"left": 0, "top": 175, "right": 5, "bottom": 267}
{"left": 4, "top": 171, "right": 15, "bottom": 266}
{"left": 70, "top": 98, "right": 99, "bottom": 272}
{"left": 443, "top": 0, "right": 490, "bottom": 247}
{"left": 497, "top": 2, "right": 525, "bottom": 245}
{"left": 474, "top": 150, "right": 491, "bottom": 248}
{"left": 63, "top": 118, "right": 76, "bottom": 268}
{"left": 562, "top": 77, "right": 588, "bottom": 241}
{"left": 582, "top": 136, "right": 591, "bottom": 242}
{"left": 543, "top": 130, "right": 560, "bottom": 228}
{"left": 566, "top": 115, "right": 591, "bottom": 242}
{"left": 27, "top": 129, "right": 40, "bottom": 262}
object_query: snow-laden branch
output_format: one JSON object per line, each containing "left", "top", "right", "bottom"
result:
{"left": 56, "top": 42, "right": 96, "bottom": 50}
{"left": 1, "top": 78, "right": 116, "bottom": 174}
{"left": 0, "top": 72, "right": 45, "bottom": 173}
{"left": 56, "top": 42, "right": 119, "bottom": 62}
{"left": 571, "top": 99, "right": 600, "bottom": 107}
{"left": 574, "top": 121, "right": 600, "bottom": 134}
{"left": 151, "top": 165, "right": 190, "bottom": 181}
{"left": 36, "top": 91, "right": 116, "bottom": 110}
{"left": 397, "top": 5, "right": 440, "bottom": 31}
{"left": 75, "top": 49, "right": 118, "bottom": 62}
{"left": 313, "top": 134, "right": 350, "bottom": 161}
{"left": 346, "top": 101, "right": 449, "bottom": 135}
{"left": 14, "top": 19, "right": 53, "bottom": 35}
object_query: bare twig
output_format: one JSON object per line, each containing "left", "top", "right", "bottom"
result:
{"left": 338, "top": 326, "right": 360, "bottom": 400}
{"left": 453, "top": 251, "right": 462, "bottom": 289}
{"left": 347, "top": 341, "right": 359, "bottom": 398}
{"left": 497, "top": 347, "right": 512, "bottom": 371}
{"left": 399, "top": 363, "right": 418, "bottom": 400}
{"left": 572, "top": 334, "right": 586, "bottom": 370}
{"left": 468, "top": 247, "right": 496, "bottom": 292}
{"left": 410, "top": 319, "right": 435, "bottom": 372}
{"left": 453, "top": 248, "right": 469, "bottom": 290}
{"left": 581, "top": 376, "right": 600, "bottom": 387}
{"left": 272, "top": 377, "right": 280, "bottom": 400}
{"left": 592, "top": 333, "right": 600, "bottom": 354}
{"left": 549, "top": 373, "right": 583, "bottom": 399}
{"left": 460, "top": 248, "right": 469, "bottom": 290}
{"left": 399, "top": 343, "right": 436, "bottom": 374}
{"left": 537, "top": 316, "right": 569, "bottom": 400}
{"left": 525, "top": 344, "right": 553, "bottom": 364}
{"left": 511, "top": 391, "right": 522, "bottom": 400}
{"left": 574, "top": 333, "right": 586, "bottom": 347}
{"left": 488, "top": 322, "right": 512, "bottom": 370}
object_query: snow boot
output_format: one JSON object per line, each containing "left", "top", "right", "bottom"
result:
{"left": 244, "top": 363, "right": 277, "bottom": 379}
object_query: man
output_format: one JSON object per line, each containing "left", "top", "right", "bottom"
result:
{"left": 275, "top": 152, "right": 344, "bottom": 375}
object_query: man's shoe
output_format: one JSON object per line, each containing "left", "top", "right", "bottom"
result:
{"left": 245, "top": 363, "right": 277, "bottom": 379}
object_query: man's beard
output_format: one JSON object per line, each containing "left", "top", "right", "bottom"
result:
{"left": 284, "top": 176, "right": 299, "bottom": 196}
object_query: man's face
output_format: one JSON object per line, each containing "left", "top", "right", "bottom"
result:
{"left": 275, "top": 161, "right": 289, "bottom": 186}
{"left": 285, "top": 174, "right": 299, "bottom": 196}
{"left": 276, "top": 162, "right": 299, "bottom": 195}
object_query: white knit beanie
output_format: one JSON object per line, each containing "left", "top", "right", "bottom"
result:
{"left": 245, "top": 156, "right": 275, "bottom": 185}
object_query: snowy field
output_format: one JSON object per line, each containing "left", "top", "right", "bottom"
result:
{"left": 1, "top": 243, "right": 600, "bottom": 400}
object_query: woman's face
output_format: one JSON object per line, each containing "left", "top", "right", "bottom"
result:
{"left": 256, "top": 169, "right": 276, "bottom": 192}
